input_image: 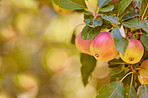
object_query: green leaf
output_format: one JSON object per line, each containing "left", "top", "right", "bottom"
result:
{"left": 70, "top": 31, "right": 76, "bottom": 45}
{"left": 53, "top": 0, "right": 86, "bottom": 10}
{"left": 142, "top": 50, "right": 148, "bottom": 60}
{"left": 118, "top": 0, "right": 131, "bottom": 16}
{"left": 101, "top": 14, "right": 120, "bottom": 25}
{"left": 84, "top": 18, "right": 103, "bottom": 28}
{"left": 111, "top": 27, "right": 129, "bottom": 55}
{"left": 96, "top": 82, "right": 124, "bottom": 98}
{"left": 81, "top": 25, "right": 101, "bottom": 40}
{"left": 99, "top": 5, "right": 114, "bottom": 12}
{"left": 122, "top": 18, "right": 148, "bottom": 33}
{"left": 84, "top": 11, "right": 94, "bottom": 19}
{"left": 138, "top": 84, "right": 148, "bottom": 98}
{"left": 140, "top": 0, "right": 148, "bottom": 18}
{"left": 84, "top": 10, "right": 92, "bottom": 15}
{"left": 80, "top": 53, "right": 96, "bottom": 86}
{"left": 141, "top": 34, "right": 148, "bottom": 50}
{"left": 109, "top": 65, "right": 125, "bottom": 78}
{"left": 101, "top": 20, "right": 112, "bottom": 29}
{"left": 122, "top": 73, "right": 137, "bottom": 87}
{"left": 97, "top": 0, "right": 111, "bottom": 8}
{"left": 121, "top": 12, "right": 141, "bottom": 21}
{"left": 142, "top": 20, "right": 148, "bottom": 33}
{"left": 108, "top": 59, "right": 125, "bottom": 68}
{"left": 122, "top": 18, "right": 140, "bottom": 28}
{"left": 124, "top": 86, "right": 138, "bottom": 98}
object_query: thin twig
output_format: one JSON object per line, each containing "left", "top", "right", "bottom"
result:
{"left": 141, "top": 4, "right": 148, "bottom": 20}
{"left": 120, "top": 72, "right": 133, "bottom": 82}
{"left": 130, "top": 73, "right": 134, "bottom": 86}
{"left": 144, "top": 16, "right": 147, "bottom": 20}
{"left": 133, "top": 32, "right": 143, "bottom": 36}
{"left": 94, "top": 8, "right": 100, "bottom": 19}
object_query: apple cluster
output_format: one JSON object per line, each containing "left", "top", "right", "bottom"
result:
{"left": 76, "top": 32, "right": 144, "bottom": 64}
{"left": 51, "top": 0, "right": 148, "bottom": 86}
{"left": 76, "top": 32, "right": 148, "bottom": 84}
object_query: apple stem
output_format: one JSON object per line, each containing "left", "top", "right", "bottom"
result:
{"left": 129, "top": 64, "right": 134, "bottom": 70}
{"left": 129, "top": 64, "right": 138, "bottom": 74}
{"left": 137, "top": 29, "right": 143, "bottom": 40}
{"left": 94, "top": 8, "right": 100, "bottom": 19}
{"left": 120, "top": 71, "right": 133, "bottom": 82}
{"left": 130, "top": 73, "right": 134, "bottom": 86}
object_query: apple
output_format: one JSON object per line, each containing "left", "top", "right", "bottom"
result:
{"left": 138, "top": 59, "right": 148, "bottom": 84}
{"left": 119, "top": 39, "right": 144, "bottom": 64}
{"left": 75, "top": 32, "right": 92, "bottom": 55}
{"left": 52, "top": 0, "right": 73, "bottom": 14}
{"left": 138, "top": 69, "right": 148, "bottom": 84}
{"left": 90, "top": 32, "right": 118, "bottom": 61}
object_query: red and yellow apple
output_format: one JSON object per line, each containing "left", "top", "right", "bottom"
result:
{"left": 138, "top": 59, "right": 148, "bottom": 84}
{"left": 90, "top": 32, "right": 118, "bottom": 61}
{"left": 75, "top": 32, "right": 92, "bottom": 55}
{"left": 119, "top": 39, "right": 144, "bottom": 64}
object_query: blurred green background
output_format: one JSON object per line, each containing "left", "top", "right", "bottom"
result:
{"left": 0, "top": 0, "right": 110, "bottom": 98}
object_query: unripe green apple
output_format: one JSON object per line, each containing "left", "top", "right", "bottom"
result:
{"left": 119, "top": 39, "right": 144, "bottom": 64}
{"left": 52, "top": 0, "right": 73, "bottom": 14}
{"left": 90, "top": 32, "right": 118, "bottom": 61}
{"left": 75, "top": 32, "right": 92, "bottom": 55}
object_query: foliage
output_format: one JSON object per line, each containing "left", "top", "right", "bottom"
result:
{"left": 55, "top": 0, "right": 148, "bottom": 97}
{"left": 80, "top": 53, "right": 96, "bottom": 86}
{"left": 1, "top": 0, "right": 148, "bottom": 97}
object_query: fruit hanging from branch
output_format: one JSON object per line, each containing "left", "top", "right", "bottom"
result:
{"left": 138, "top": 59, "right": 148, "bottom": 84}
{"left": 75, "top": 32, "right": 92, "bottom": 55}
{"left": 53, "top": 0, "right": 148, "bottom": 97}
{"left": 90, "top": 32, "right": 118, "bottom": 61}
{"left": 119, "top": 39, "right": 144, "bottom": 64}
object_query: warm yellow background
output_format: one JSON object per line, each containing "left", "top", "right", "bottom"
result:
{"left": 0, "top": 0, "right": 110, "bottom": 97}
